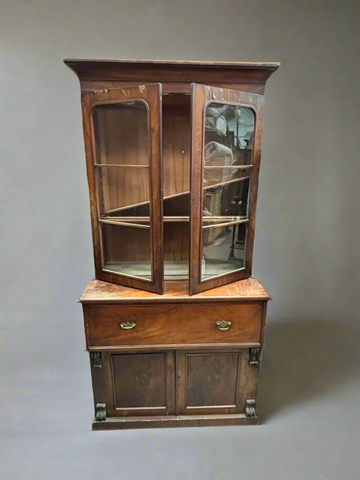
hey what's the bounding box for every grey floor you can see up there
[2,0,360,478]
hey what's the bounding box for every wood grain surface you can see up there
[85,302,263,347]
[79,277,271,304]
[64,59,280,92]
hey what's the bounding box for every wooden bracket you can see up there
[249,348,261,367]
[95,403,106,421]
[90,352,102,369]
[245,399,256,417]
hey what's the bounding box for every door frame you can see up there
[189,84,265,294]
[81,84,164,294]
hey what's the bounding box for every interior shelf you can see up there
[95,164,149,168]
[101,216,249,224]
[102,173,250,216]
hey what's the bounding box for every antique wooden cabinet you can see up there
[66,59,279,429]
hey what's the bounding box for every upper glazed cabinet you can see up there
[65,59,279,294]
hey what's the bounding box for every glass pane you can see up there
[205,104,255,166]
[104,204,150,226]
[102,223,152,280]
[106,203,149,218]
[99,168,149,215]
[201,223,247,281]
[93,102,149,165]
[203,177,249,226]
[204,165,251,189]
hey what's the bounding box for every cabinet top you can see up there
[64,58,280,87]
[79,278,272,305]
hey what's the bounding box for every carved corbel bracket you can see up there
[249,347,262,367]
[95,403,106,421]
[90,352,102,369]
[245,399,256,417]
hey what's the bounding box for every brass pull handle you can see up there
[216,320,232,331]
[120,322,136,330]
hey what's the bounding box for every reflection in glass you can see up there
[201,102,253,281]
[93,102,148,165]
[201,223,247,281]
[205,103,255,166]
[102,223,152,280]
[203,177,249,226]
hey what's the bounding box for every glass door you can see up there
[189,84,264,294]
[82,84,163,294]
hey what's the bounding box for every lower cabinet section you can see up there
[90,347,261,429]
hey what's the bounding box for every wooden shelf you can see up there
[101,216,249,226]
[204,164,253,169]
[99,218,150,229]
[202,218,249,229]
[103,172,250,215]
[203,175,250,191]
[104,190,190,215]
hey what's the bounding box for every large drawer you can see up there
[84,303,263,348]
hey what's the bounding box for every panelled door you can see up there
[92,351,176,417]
[81,84,164,294]
[91,349,257,417]
[176,349,258,415]
[190,84,265,294]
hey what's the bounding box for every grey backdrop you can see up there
[1,0,360,478]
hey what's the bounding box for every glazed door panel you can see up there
[190,84,264,294]
[176,349,258,415]
[81,84,164,294]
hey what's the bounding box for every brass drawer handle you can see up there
[120,322,136,330]
[216,320,232,331]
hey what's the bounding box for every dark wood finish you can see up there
[81,277,269,429]
[91,351,176,417]
[67,59,277,429]
[92,413,259,430]
[81,84,164,294]
[67,60,278,295]
[162,94,191,198]
[190,84,265,294]
[113,353,166,409]
[84,302,263,348]
[79,277,271,304]
[81,81,267,95]
[177,348,255,415]
[64,58,280,96]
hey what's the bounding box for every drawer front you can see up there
[85,303,263,347]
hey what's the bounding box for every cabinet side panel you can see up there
[237,348,259,413]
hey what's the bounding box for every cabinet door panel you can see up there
[190,84,264,294]
[113,353,166,409]
[91,351,176,417]
[186,353,238,407]
[177,349,258,415]
[81,84,163,294]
